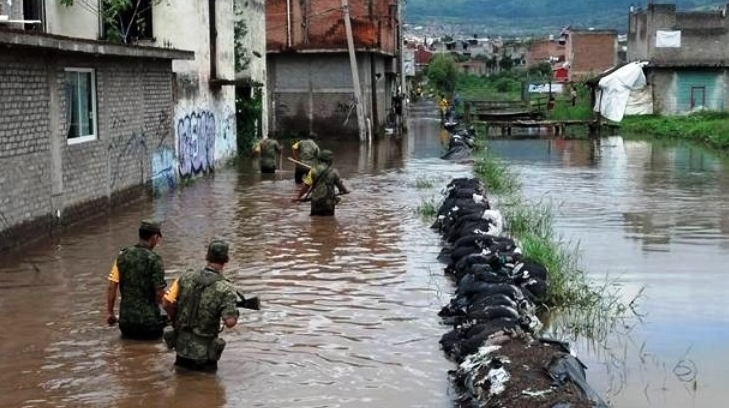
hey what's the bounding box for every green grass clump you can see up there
[621,112,729,150]
[415,196,439,218]
[473,155,641,339]
[472,152,519,195]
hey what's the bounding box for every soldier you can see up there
[106,220,167,340]
[291,135,320,184]
[162,240,239,372]
[292,149,350,216]
[253,136,282,173]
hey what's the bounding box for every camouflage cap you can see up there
[139,219,162,236]
[318,149,333,162]
[206,239,230,263]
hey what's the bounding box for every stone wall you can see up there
[0,50,175,252]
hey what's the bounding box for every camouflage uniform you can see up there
[306,150,349,216]
[256,138,282,173]
[171,241,239,372]
[293,138,320,184]
[116,242,166,339]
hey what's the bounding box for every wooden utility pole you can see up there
[341,0,367,142]
[397,0,407,130]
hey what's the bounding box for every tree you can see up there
[426,54,459,94]
[527,62,553,79]
[60,0,165,44]
[498,52,514,71]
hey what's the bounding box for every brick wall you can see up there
[0,50,175,252]
[568,31,617,80]
[526,40,565,68]
[266,0,397,54]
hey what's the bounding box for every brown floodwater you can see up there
[488,136,729,408]
[2,103,729,408]
[0,104,464,408]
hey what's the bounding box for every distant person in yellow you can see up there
[253,137,282,173]
[106,220,167,340]
[291,135,320,184]
[438,94,449,123]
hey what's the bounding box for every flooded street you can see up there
[2,103,729,408]
[0,104,464,408]
[489,137,729,408]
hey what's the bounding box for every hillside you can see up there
[403,0,724,35]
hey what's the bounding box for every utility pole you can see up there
[341,0,367,142]
[397,0,407,128]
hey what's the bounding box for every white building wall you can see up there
[154,0,237,178]
[44,0,101,39]
[234,0,268,138]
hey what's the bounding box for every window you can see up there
[65,68,97,144]
[23,0,45,31]
[103,0,154,42]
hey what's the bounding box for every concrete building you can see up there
[565,29,618,81]
[628,3,729,114]
[265,0,400,139]
[234,0,269,140]
[0,0,239,251]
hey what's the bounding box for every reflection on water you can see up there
[489,136,729,408]
[0,106,462,408]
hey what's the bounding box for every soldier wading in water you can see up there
[162,240,239,372]
[106,220,167,340]
[292,149,350,216]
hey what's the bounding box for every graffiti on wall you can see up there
[177,111,217,177]
[151,147,175,193]
[107,111,176,193]
[216,114,236,160]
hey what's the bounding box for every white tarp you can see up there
[656,30,681,48]
[593,61,650,122]
[624,85,654,115]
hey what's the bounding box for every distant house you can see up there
[526,38,565,69]
[458,60,488,76]
[415,45,434,72]
[565,29,618,81]
[628,3,729,114]
[266,0,400,139]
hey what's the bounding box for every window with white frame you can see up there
[65,68,97,144]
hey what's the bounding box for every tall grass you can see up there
[415,196,439,218]
[472,152,519,195]
[470,152,639,339]
[621,112,729,150]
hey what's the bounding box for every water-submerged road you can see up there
[0,104,462,408]
[2,103,728,408]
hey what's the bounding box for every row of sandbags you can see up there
[440,124,476,161]
[432,177,609,408]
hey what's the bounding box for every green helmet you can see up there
[206,239,230,263]
[139,219,162,236]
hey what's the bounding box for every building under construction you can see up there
[266,0,401,139]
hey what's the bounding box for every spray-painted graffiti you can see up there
[152,147,176,193]
[107,131,148,191]
[215,114,236,159]
[177,111,217,177]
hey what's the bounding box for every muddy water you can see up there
[3,106,726,408]
[488,137,729,408]
[0,105,467,408]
